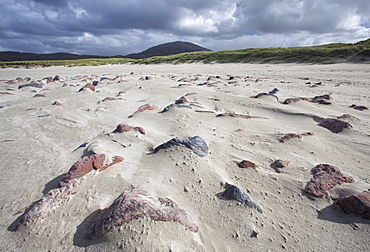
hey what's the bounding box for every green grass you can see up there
[1,39,369,68]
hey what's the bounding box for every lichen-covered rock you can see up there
[318,118,352,133]
[221,185,263,213]
[153,136,208,157]
[88,189,199,237]
[113,124,146,135]
[304,164,354,198]
[336,190,370,219]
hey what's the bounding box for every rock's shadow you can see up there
[73,209,108,247]
[318,203,370,225]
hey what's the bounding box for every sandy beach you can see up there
[0,63,369,251]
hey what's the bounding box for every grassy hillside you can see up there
[1,39,369,68]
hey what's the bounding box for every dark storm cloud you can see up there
[0,0,369,55]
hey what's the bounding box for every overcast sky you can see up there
[1,0,369,56]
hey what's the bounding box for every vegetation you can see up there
[1,39,369,68]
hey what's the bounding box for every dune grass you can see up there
[1,39,369,68]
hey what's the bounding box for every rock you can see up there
[160,104,193,113]
[78,83,95,92]
[154,136,209,157]
[304,164,354,198]
[282,97,309,104]
[18,83,43,89]
[59,154,124,186]
[43,77,53,83]
[216,112,268,119]
[318,118,352,133]
[337,114,360,122]
[221,185,263,213]
[279,132,314,142]
[128,104,158,118]
[309,94,332,104]
[0,92,14,95]
[101,97,124,102]
[336,190,370,219]
[113,124,146,135]
[52,101,62,106]
[92,80,99,86]
[53,75,61,81]
[175,96,188,104]
[88,189,199,237]
[238,160,258,169]
[273,159,290,168]
[15,154,123,229]
[33,94,46,98]
[349,104,368,111]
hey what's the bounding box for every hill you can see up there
[125,41,212,59]
[0,51,109,62]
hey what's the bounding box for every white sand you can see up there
[0,63,369,251]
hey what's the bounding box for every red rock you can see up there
[216,112,268,119]
[279,132,314,142]
[128,103,158,118]
[274,159,290,168]
[59,154,124,186]
[304,164,354,198]
[0,92,14,95]
[113,124,146,135]
[318,118,352,133]
[88,189,199,237]
[238,160,258,169]
[52,101,62,106]
[283,97,309,104]
[62,83,68,87]
[78,83,95,92]
[336,190,370,219]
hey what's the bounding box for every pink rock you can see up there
[113,124,146,135]
[88,189,199,237]
[175,96,188,104]
[336,190,370,219]
[101,97,124,102]
[304,164,354,198]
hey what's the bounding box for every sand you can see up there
[0,63,369,251]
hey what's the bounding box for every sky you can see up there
[0,0,369,56]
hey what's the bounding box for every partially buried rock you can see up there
[238,160,258,169]
[279,132,314,142]
[273,159,290,168]
[153,136,208,157]
[15,154,124,229]
[88,189,199,238]
[349,104,368,111]
[221,185,263,213]
[52,101,62,106]
[78,83,95,92]
[160,104,192,113]
[18,83,43,89]
[33,94,46,98]
[113,124,146,135]
[336,190,370,219]
[101,97,124,102]
[216,112,268,119]
[304,164,354,198]
[318,118,352,133]
[128,104,158,118]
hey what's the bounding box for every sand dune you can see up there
[1,63,369,251]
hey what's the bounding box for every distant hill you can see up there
[0,51,109,62]
[125,41,212,59]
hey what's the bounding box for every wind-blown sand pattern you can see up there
[1,63,369,251]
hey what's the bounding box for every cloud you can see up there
[0,0,369,55]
